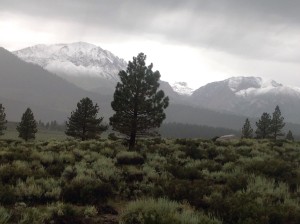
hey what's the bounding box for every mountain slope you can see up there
[13,42,186,101]
[13,42,127,93]
[2,48,300,136]
[0,47,112,122]
[191,76,300,123]
[0,47,242,129]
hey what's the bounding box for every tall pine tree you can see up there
[0,104,7,136]
[270,105,285,140]
[241,118,253,138]
[255,112,272,139]
[65,97,107,140]
[110,53,169,149]
[17,108,37,141]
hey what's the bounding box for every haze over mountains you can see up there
[1,42,300,136]
[191,77,300,124]
[14,42,127,95]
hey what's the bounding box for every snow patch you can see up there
[13,42,127,81]
[171,82,194,95]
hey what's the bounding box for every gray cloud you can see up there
[1,0,300,67]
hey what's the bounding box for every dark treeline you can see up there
[37,120,66,131]
[160,122,239,139]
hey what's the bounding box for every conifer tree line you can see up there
[16,108,37,141]
[0,104,7,136]
[0,53,296,144]
[0,53,169,148]
[241,105,293,140]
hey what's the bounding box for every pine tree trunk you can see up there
[129,129,136,150]
[82,123,86,141]
[129,98,138,150]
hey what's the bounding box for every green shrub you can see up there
[0,162,31,185]
[0,206,10,224]
[164,179,213,208]
[0,185,16,205]
[14,177,61,203]
[183,145,204,160]
[45,161,65,177]
[108,133,119,141]
[92,156,120,182]
[120,198,221,224]
[168,165,202,181]
[116,151,144,165]
[47,203,82,224]
[61,179,113,204]
[18,207,49,224]
[123,166,144,182]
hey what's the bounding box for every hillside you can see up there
[0,47,250,132]
[191,77,300,123]
[0,47,112,122]
[14,42,127,94]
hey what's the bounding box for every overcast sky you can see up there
[1,0,300,89]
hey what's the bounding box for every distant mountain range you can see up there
[0,42,299,136]
[0,46,244,132]
[0,47,113,122]
[191,76,300,123]
[14,42,127,95]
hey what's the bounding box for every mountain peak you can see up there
[13,42,127,82]
[226,76,282,92]
[171,81,194,95]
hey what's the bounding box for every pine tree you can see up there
[270,105,285,140]
[65,97,107,140]
[286,130,294,141]
[110,53,169,149]
[255,112,272,139]
[241,118,253,138]
[17,108,37,141]
[0,104,7,136]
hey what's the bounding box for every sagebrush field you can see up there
[0,138,299,224]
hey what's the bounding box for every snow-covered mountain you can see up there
[171,82,194,96]
[12,43,300,123]
[13,42,190,97]
[191,76,300,123]
[13,42,127,93]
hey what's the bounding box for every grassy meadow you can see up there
[0,137,299,223]
[2,122,67,141]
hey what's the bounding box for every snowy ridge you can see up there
[171,82,194,95]
[226,76,300,97]
[13,42,127,80]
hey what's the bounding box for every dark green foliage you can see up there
[110,53,169,149]
[241,118,253,138]
[0,104,7,136]
[165,179,213,208]
[65,97,107,141]
[45,161,66,177]
[16,108,37,141]
[160,122,239,139]
[116,151,144,165]
[108,132,118,140]
[0,184,16,205]
[61,180,112,204]
[0,138,300,223]
[270,105,285,140]
[255,112,271,139]
[120,198,220,224]
[168,165,202,181]
[286,130,294,141]
[50,204,84,224]
[0,164,31,185]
